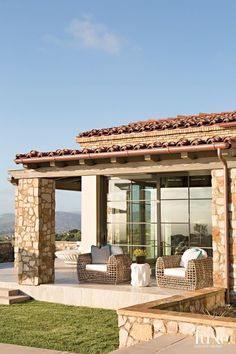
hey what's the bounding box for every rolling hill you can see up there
[0,212,81,234]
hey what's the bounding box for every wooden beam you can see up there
[79,159,95,166]
[110,157,126,164]
[230,148,236,157]
[50,161,71,167]
[180,152,196,160]
[23,163,39,169]
[144,154,160,162]
[8,177,18,186]
[55,181,81,191]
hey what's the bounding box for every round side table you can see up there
[131,263,151,287]
[55,250,81,265]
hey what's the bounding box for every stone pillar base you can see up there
[15,178,55,285]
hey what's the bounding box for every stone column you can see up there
[211,170,226,288]
[230,169,236,301]
[212,168,236,301]
[15,178,55,285]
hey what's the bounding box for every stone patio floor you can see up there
[0,259,185,310]
[110,334,236,353]
[1,334,235,354]
[0,343,74,354]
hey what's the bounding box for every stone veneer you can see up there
[117,289,236,348]
[15,178,55,285]
[77,125,236,149]
[230,169,236,301]
[212,168,236,301]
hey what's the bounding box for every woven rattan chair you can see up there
[156,255,213,290]
[77,253,132,284]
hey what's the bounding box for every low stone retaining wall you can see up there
[55,241,80,251]
[117,288,236,347]
[0,242,14,262]
[0,241,79,261]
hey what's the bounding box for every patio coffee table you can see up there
[131,263,151,287]
[55,249,81,265]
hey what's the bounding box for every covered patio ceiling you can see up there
[53,177,81,191]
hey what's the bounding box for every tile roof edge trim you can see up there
[15,142,230,165]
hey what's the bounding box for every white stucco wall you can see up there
[81,176,99,253]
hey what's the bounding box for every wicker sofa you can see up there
[77,253,132,284]
[156,255,213,290]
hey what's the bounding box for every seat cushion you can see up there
[110,245,123,256]
[180,248,207,268]
[91,245,111,264]
[86,264,108,272]
[164,267,186,277]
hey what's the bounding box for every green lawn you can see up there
[0,301,119,354]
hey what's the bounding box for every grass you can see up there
[0,301,119,354]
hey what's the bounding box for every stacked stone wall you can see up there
[77,125,236,149]
[230,169,236,301]
[15,178,55,285]
[212,168,236,301]
[118,312,236,347]
[212,170,226,288]
[118,290,228,348]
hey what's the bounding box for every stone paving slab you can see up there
[109,334,236,353]
[0,343,75,354]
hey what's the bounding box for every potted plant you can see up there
[133,248,147,264]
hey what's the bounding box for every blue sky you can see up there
[1,0,236,215]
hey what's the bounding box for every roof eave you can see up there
[15,142,231,166]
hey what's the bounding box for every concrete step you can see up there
[0,287,31,305]
[0,287,20,297]
[8,294,31,305]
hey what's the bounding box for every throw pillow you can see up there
[110,245,123,256]
[91,245,111,264]
[180,248,207,268]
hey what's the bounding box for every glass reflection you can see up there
[107,177,158,261]
[161,200,188,223]
[107,174,213,260]
[161,224,189,255]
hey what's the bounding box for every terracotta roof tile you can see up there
[77,111,236,138]
[15,136,233,162]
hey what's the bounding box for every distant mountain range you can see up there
[0,212,81,234]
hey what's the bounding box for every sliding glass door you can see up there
[106,173,212,262]
[160,175,212,256]
[107,177,158,260]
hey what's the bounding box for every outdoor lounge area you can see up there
[0,259,186,310]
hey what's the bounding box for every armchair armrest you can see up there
[186,257,213,286]
[107,254,132,270]
[186,257,213,273]
[107,254,132,283]
[77,253,92,268]
[156,255,182,277]
[156,255,181,269]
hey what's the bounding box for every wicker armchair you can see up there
[156,255,213,290]
[77,253,132,284]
